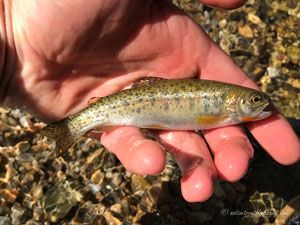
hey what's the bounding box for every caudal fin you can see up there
[41,120,81,155]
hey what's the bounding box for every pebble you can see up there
[272,196,300,225]
[0,189,18,203]
[0,217,11,225]
[16,141,31,152]
[131,175,150,192]
[287,45,300,63]
[19,115,33,128]
[109,174,122,188]
[25,220,43,225]
[238,24,254,38]
[41,181,87,222]
[146,181,170,206]
[10,205,29,225]
[267,66,281,78]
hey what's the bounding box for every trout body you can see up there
[41,78,271,154]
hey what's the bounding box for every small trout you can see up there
[41,78,271,154]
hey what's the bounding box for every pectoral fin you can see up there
[242,117,259,122]
[195,115,228,125]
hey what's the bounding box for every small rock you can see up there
[104,211,122,225]
[0,216,11,225]
[110,203,122,216]
[131,175,150,192]
[248,13,266,28]
[73,207,94,224]
[85,148,105,168]
[32,207,43,221]
[287,78,300,89]
[16,141,31,152]
[25,220,43,225]
[41,181,88,222]
[87,183,101,195]
[10,205,29,225]
[146,181,169,206]
[111,173,123,188]
[267,66,281,78]
[238,24,254,38]
[287,45,300,64]
[0,188,18,203]
[272,196,300,225]
[91,170,105,184]
[19,116,32,128]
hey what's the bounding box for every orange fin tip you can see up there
[88,97,101,105]
[242,117,258,122]
[195,115,228,125]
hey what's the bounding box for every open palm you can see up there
[3,0,299,202]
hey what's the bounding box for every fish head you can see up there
[237,90,272,121]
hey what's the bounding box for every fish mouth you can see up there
[257,102,272,119]
[257,110,272,119]
[243,102,272,122]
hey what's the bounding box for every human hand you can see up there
[1,0,299,202]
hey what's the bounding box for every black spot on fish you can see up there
[136,108,141,113]
[189,99,195,111]
[202,95,210,112]
[164,102,169,111]
[122,100,129,106]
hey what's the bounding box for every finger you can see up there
[153,130,217,202]
[101,127,166,175]
[199,43,300,165]
[203,125,253,182]
[247,112,300,165]
[197,0,247,10]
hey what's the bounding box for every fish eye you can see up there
[250,94,262,104]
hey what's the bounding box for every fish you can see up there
[41,77,272,155]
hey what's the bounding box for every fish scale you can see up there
[41,78,271,155]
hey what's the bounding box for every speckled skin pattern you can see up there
[41,78,271,154]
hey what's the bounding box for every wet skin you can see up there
[1,0,299,202]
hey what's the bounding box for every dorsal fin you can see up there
[132,77,166,88]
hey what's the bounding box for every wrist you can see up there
[0,1,16,104]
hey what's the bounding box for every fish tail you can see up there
[41,119,81,155]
